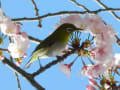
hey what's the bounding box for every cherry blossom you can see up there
[0,17,20,36]
[0,50,4,60]
[0,8,20,36]
[8,32,30,58]
[0,8,6,23]
[15,58,23,66]
[91,45,113,64]
[104,83,110,89]
[81,64,107,79]
[55,14,84,29]
[16,60,22,67]
[60,63,71,77]
[58,15,117,87]
[86,85,96,90]
[88,79,99,88]
[0,56,4,60]
[114,53,120,66]
[59,61,75,77]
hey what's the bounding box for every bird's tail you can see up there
[24,60,32,69]
[24,53,38,69]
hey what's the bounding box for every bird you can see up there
[24,23,82,68]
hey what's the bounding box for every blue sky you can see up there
[0,0,120,90]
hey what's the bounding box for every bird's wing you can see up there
[33,34,57,52]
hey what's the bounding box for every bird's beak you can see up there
[76,28,84,31]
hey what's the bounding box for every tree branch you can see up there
[94,0,120,21]
[115,35,120,46]
[12,8,120,22]
[69,0,89,11]
[32,48,78,77]
[30,0,42,27]
[14,72,21,90]
[29,35,42,44]
[10,56,21,90]
[1,58,45,90]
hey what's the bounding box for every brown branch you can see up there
[31,0,42,28]
[0,48,8,52]
[31,0,39,16]
[0,0,1,8]
[1,58,45,90]
[32,48,78,77]
[28,35,42,44]
[14,72,21,90]
[69,0,89,11]
[115,35,120,46]
[95,0,120,21]
[10,56,21,90]
[12,8,120,22]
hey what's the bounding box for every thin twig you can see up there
[14,72,21,90]
[10,56,21,90]
[12,8,120,22]
[69,0,89,11]
[31,0,42,27]
[29,35,42,44]
[94,0,120,21]
[0,0,1,8]
[31,0,39,16]
[115,35,120,46]
[0,48,8,52]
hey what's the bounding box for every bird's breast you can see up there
[47,42,67,57]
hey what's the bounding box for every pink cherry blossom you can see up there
[60,63,71,77]
[80,65,88,76]
[16,61,22,67]
[114,53,120,66]
[89,79,99,88]
[0,56,4,60]
[0,17,20,36]
[0,8,6,23]
[60,61,75,77]
[8,32,30,58]
[81,64,107,79]
[86,85,96,90]
[91,45,113,64]
[104,83,110,89]
[55,14,84,29]
[83,14,104,33]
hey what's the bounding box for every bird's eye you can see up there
[66,28,72,32]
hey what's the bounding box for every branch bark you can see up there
[32,48,78,77]
[95,0,120,21]
[12,8,120,22]
[31,0,42,27]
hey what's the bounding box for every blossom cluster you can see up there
[0,8,30,65]
[57,14,120,89]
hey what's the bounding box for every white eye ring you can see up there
[66,28,72,32]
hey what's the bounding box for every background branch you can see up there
[14,72,21,90]
[95,0,120,21]
[29,35,42,44]
[32,48,78,77]
[10,56,21,90]
[69,0,89,11]
[12,8,120,22]
[31,0,42,28]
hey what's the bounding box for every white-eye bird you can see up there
[24,23,82,68]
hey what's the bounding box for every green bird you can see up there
[24,23,82,68]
